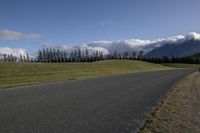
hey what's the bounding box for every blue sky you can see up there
[0,0,200,52]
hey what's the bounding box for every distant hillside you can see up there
[145,40,200,58]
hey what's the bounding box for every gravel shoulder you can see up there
[140,72,200,133]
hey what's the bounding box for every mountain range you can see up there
[145,39,200,58]
[41,32,200,58]
[0,32,200,58]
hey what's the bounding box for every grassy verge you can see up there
[0,60,172,89]
[140,72,200,133]
[162,63,200,68]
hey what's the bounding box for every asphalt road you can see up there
[0,69,194,133]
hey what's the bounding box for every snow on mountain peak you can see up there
[1,32,200,57]
[186,32,200,41]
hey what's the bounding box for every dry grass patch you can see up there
[140,72,200,133]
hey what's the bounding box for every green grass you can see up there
[162,63,200,68]
[0,60,172,89]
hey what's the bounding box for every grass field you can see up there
[162,63,200,68]
[0,60,172,88]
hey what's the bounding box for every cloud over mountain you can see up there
[41,43,110,55]
[0,29,44,40]
[42,32,200,55]
[1,32,200,59]
[145,32,200,58]
[0,47,27,57]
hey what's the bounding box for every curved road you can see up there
[0,69,194,133]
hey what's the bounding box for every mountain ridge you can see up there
[145,39,200,58]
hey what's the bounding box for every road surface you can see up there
[0,69,194,133]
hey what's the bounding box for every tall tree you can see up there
[52,49,56,62]
[113,51,117,59]
[26,53,29,62]
[37,49,42,62]
[131,51,136,59]
[78,49,82,61]
[74,50,78,61]
[95,50,99,60]
[64,51,67,62]
[3,54,7,61]
[19,54,23,62]
[99,51,103,60]
[70,51,74,62]
[85,49,89,61]
[42,49,46,62]
[23,55,26,62]
[138,50,144,60]
[123,51,129,59]
[56,49,61,62]
[49,48,53,62]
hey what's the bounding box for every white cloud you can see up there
[185,32,200,41]
[0,29,44,40]
[42,32,200,56]
[0,47,27,57]
[41,43,109,55]
[2,32,199,59]
[80,45,109,55]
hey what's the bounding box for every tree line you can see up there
[0,49,141,62]
[1,53,30,62]
[37,48,104,62]
[1,48,200,64]
[36,48,144,62]
[142,56,200,64]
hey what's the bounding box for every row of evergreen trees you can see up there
[2,54,18,62]
[1,53,30,62]
[143,56,200,64]
[1,48,199,64]
[36,48,143,62]
[0,49,142,62]
[37,49,104,62]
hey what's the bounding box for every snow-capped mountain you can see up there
[41,32,200,57]
[1,32,200,58]
[145,33,200,58]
